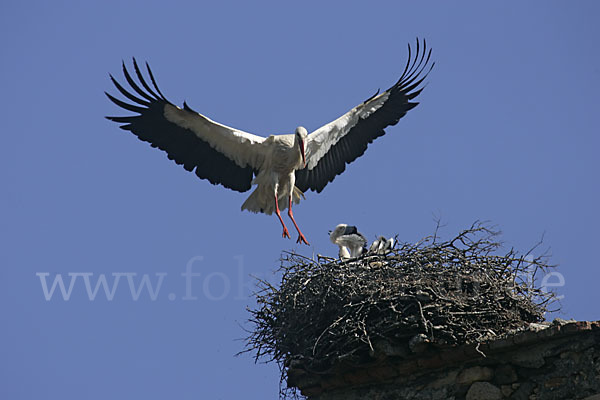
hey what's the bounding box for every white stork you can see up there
[369,236,395,255]
[329,224,367,259]
[105,39,434,245]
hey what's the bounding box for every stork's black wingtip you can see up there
[108,74,119,85]
[183,101,195,112]
[405,101,420,111]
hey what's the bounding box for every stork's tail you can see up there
[241,186,305,215]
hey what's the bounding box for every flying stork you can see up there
[105,39,434,245]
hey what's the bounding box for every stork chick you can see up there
[329,224,367,259]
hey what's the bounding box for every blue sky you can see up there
[1,1,599,399]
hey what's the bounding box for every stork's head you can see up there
[329,223,349,244]
[295,126,308,168]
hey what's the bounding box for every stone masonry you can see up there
[288,320,600,400]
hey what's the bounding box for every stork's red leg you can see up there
[288,196,309,245]
[274,194,291,239]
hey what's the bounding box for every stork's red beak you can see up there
[300,141,306,168]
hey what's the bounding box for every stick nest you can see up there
[243,222,557,378]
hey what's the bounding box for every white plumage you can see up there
[329,224,367,259]
[369,236,395,255]
[105,39,433,244]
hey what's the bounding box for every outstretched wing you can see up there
[295,38,434,193]
[105,59,267,193]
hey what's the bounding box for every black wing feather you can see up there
[295,38,434,193]
[109,75,151,107]
[106,59,255,193]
